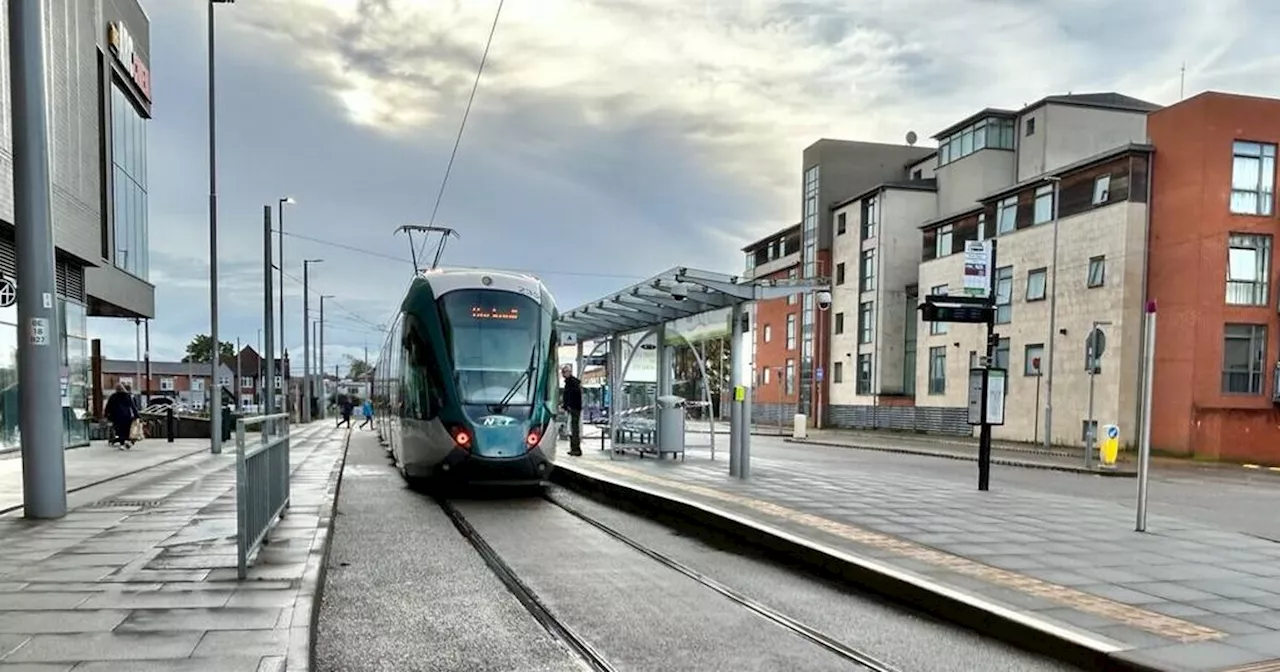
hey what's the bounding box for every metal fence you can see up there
[235,413,291,579]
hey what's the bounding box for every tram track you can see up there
[436,489,904,672]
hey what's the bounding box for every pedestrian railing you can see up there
[235,412,291,579]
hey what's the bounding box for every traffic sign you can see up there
[1106,425,1119,439]
[0,277,14,308]
[816,366,824,382]
[920,298,993,324]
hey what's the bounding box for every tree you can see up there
[346,356,373,379]
[183,334,235,363]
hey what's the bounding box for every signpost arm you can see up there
[977,238,999,491]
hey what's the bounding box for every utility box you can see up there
[656,395,686,457]
[793,413,807,439]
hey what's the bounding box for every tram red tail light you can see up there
[450,427,472,450]
[525,430,541,451]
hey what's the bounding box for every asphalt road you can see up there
[318,430,1078,671]
[741,435,1280,541]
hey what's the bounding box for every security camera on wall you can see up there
[815,291,832,310]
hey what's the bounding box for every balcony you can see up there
[744,251,801,281]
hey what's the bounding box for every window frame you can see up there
[929,284,949,335]
[1226,233,1271,306]
[1087,256,1106,288]
[858,301,874,344]
[860,249,876,292]
[1026,267,1048,302]
[1024,343,1045,376]
[1222,324,1267,395]
[856,354,872,395]
[927,346,946,395]
[994,266,1013,323]
[1230,140,1276,216]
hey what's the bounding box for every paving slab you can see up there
[554,441,1280,672]
[0,422,349,670]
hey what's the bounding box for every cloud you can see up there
[90,0,1280,368]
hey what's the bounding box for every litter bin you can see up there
[656,395,686,456]
[221,406,234,443]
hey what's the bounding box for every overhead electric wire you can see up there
[415,0,506,266]
[277,229,646,280]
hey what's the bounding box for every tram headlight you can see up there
[525,430,541,450]
[450,426,473,450]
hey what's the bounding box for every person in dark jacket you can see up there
[104,382,139,449]
[560,365,583,456]
[337,395,354,428]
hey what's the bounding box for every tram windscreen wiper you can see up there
[492,344,538,413]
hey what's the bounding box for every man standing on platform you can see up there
[560,365,582,456]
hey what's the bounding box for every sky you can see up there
[86,0,1280,372]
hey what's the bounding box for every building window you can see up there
[1093,175,1111,205]
[786,314,796,350]
[273,375,282,389]
[833,361,843,384]
[159,377,174,391]
[763,324,772,343]
[994,266,1013,323]
[784,358,795,396]
[240,394,253,410]
[858,302,874,344]
[1033,184,1054,224]
[1087,256,1106,288]
[834,312,844,335]
[191,378,204,392]
[763,368,770,385]
[937,117,1015,167]
[1025,118,1036,136]
[1231,141,1276,216]
[745,252,755,272]
[860,249,876,291]
[787,269,798,305]
[936,224,953,258]
[995,337,1010,370]
[218,375,231,386]
[1222,324,1266,394]
[1026,268,1047,301]
[111,81,150,281]
[1025,343,1045,376]
[241,376,253,388]
[856,355,872,394]
[912,169,922,180]
[929,284,949,335]
[996,196,1017,234]
[862,196,878,239]
[928,347,946,394]
[837,212,847,235]
[836,263,845,285]
[1226,233,1271,306]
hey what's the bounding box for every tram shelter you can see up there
[556,266,829,479]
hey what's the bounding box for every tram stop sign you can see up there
[1085,327,1107,372]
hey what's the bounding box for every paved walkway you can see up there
[678,420,1137,475]
[0,422,349,671]
[559,443,1280,672]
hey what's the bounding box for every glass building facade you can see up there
[111,80,149,281]
[0,296,89,452]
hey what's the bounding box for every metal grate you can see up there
[89,498,162,509]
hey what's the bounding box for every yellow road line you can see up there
[586,461,1224,644]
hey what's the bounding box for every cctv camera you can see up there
[669,282,690,301]
[816,290,832,311]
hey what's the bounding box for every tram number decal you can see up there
[479,415,517,427]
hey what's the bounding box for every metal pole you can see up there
[144,320,151,405]
[207,0,222,454]
[302,262,311,423]
[134,319,141,398]
[728,303,744,477]
[235,337,241,412]
[978,238,999,491]
[319,296,328,420]
[1136,301,1156,532]
[1043,177,1061,449]
[1086,364,1096,467]
[277,196,293,390]
[263,205,275,418]
[11,0,66,519]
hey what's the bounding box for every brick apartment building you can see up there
[1146,91,1280,463]
[742,224,801,424]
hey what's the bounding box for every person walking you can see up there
[358,397,374,429]
[105,382,139,449]
[560,365,582,456]
[337,394,354,428]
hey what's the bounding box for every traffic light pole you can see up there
[977,238,999,491]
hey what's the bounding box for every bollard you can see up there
[166,407,175,443]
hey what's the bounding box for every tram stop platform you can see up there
[553,438,1280,672]
[0,422,348,671]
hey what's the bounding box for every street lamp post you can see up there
[277,196,294,390]
[208,0,235,454]
[1042,175,1062,450]
[11,0,66,518]
[320,295,333,420]
[301,259,323,423]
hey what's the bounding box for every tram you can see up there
[372,268,562,487]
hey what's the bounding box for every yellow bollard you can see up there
[1100,424,1119,468]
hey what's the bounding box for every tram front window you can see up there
[439,290,542,411]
